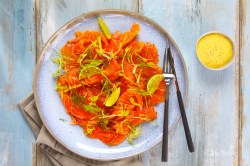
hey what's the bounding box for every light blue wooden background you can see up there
[0,0,249,165]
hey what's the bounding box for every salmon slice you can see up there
[140,43,159,64]
[58,91,94,119]
[57,68,81,88]
[103,59,121,82]
[88,126,129,146]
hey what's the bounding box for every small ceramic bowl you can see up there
[196,31,235,70]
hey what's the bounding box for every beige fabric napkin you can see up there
[18,93,142,166]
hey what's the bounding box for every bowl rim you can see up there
[195,31,235,71]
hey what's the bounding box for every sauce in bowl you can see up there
[196,32,234,70]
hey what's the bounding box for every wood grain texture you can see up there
[241,0,250,165]
[0,0,36,165]
[1,0,247,165]
[140,0,239,165]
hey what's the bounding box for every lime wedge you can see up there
[104,87,120,107]
[147,74,163,95]
[98,17,111,39]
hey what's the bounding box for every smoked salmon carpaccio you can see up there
[53,22,166,146]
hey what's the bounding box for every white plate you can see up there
[34,9,188,160]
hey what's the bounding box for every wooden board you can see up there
[1,0,249,165]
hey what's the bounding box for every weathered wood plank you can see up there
[0,0,244,165]
[35,0,138,165]
[140,0,239,165]
[241,0,250,165]
[0,0,36,165]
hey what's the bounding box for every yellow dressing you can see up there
[196,33,233,68]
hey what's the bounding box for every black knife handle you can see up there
[177,90,194,152]
[161,95,169,162]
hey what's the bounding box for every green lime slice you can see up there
[104,87,120,107]
[98,17,111,39]
[147,74,163,95]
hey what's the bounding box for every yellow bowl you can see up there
[196,31,235,70]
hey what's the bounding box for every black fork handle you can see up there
[161,86,169,162]
[177,90,194,152]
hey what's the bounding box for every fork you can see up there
[161,47,174,162]
[168,47,195,153]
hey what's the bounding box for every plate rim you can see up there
[33,9,189,161]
